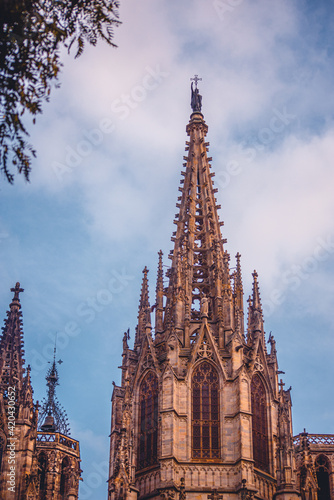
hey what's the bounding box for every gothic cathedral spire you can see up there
[0,283,27,398]
[108,81,301,500]
[0,283,38,498]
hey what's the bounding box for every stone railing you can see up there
[37,431,79,452]
[293,433,334,446]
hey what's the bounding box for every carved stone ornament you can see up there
[160,488,176,500]
[197,336,213,359]
[142,350,155,370]
[254,355,264,372]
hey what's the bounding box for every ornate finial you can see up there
[135,265,151,347]
[279,379,285,393]
[140,267,150,310]
[235,253,243,289]
[251,270,261,311]
[38,341,70,435]
[10,282,24,307]
[191,74,202,88]
[190,75,202,112]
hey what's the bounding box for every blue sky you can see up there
[1,1,334,498]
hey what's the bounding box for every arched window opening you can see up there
[315,455,331,500]
[138,372,158,470]
[251,373,269,473]
[60,457,70,499]
[38,453,47,500]
[192,361,220,459]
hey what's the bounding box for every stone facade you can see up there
[108,86,334,500]
[294,432,334,499]
[0,283,81,500]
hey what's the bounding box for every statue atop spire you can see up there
[190,74,202,112]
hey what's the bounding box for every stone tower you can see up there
[0,283,81,500]
[108,82,302,500]
[0,283,38,498]
[35,345,81,500]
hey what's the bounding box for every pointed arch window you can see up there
[192,361,220,459]
[138,371,158,470]
[60,457,70,499]
[315,454,331,500]
[38,453,47,500]
[251,373,269,472]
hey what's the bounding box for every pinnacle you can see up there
[135,266,152,349]
[247,271,264,338]
[139,266,150,311]
[38,350,70,435]
[0,283,26,394]
[155,251,164,336]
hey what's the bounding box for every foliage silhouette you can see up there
[0,0,120,183]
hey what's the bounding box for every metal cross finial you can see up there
[190,74,202,89]
[47,334,63,366]
[279,379,285,392]
[11,282,24,301]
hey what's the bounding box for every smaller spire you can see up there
[140,267,150,312]
[233,253,244,338]
[135,267,151,349]
[248,271,264,336]
[0,283,26,396]
[252,271,261,310]
[155,251,164,336]
[38,340,70,435]
[234,253,243,291]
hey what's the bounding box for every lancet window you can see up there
[38,453,47,500]
[138,371,158,470]
[60,456,70,499]
[251,373,269,472]
[192,361,220,459]
[315,454,331,500]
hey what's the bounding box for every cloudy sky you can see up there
[1,1,334,498]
